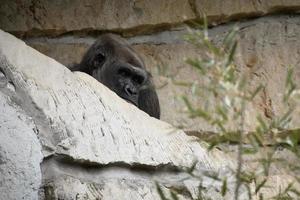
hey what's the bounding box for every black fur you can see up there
[71,34,160,119]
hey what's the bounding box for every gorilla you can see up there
[71,34,160,119]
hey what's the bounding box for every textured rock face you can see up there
[0,0,195,37]
[0,30,241,199]
[1,0,300,37]
[0,90,43,200]
[195,0,300,22]
[1,1,300,199]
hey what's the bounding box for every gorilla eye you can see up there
[132,75,144,85]
[93,53,105,68]
[118,68,131,77]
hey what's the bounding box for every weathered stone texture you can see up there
[234,15,300,130]
[1,0,300,37]
[0,30,242,199]
[196,0,300,22]
[0,89,43,200]
[1,0,300,198]
[0,0,195,37]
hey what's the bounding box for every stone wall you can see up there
[1,1,300,199]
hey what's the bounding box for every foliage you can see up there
[156,17,300,199]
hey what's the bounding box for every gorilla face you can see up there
[94,52,148,106]
[71,34,160,119]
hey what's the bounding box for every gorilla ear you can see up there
[70,52,106,74]
[92,52,106,69]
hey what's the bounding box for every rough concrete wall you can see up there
[1,1,300,199]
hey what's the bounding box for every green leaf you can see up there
[213,120,227,133]
[203,171,221,181]
[170,191,179,200]
[256,115,268,133]
[278,108,293,129]
[240,171,255,183]
[182,96,194,113]
[243,147,258,154]
[238,74,247,90]
[284,66,297,102]
[208,141,218,151]
[193,108,212,120]
[285,131,300,149]
[260,152,275,176]
[221,178,227,196]
[223,26,239,50]
[224,65,236,82]
[255,178,267,194]
[250,131,264,147]
[173,80,193,87]
[216,105,228,121]
[225,41,238,67]
[249,84,264,100]
[185,58,206,75]
[203,38,220,55]
[285,66,295,88]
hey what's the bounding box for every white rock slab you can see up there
[0,29,232,169]
[0,91,43,200]
[0,29,244,199]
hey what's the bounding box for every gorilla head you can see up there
[71,34,160,119]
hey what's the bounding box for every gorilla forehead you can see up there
[94,34,145,69]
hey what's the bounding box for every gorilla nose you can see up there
[124,85,137,96]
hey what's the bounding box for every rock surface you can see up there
[1,0,300,37]
[0,30,241,199]
[195,0,300,23]
[1,1,300,199]
[0,0,195,37]
[0,79,43,200]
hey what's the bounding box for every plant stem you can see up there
[234,100,246,200]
